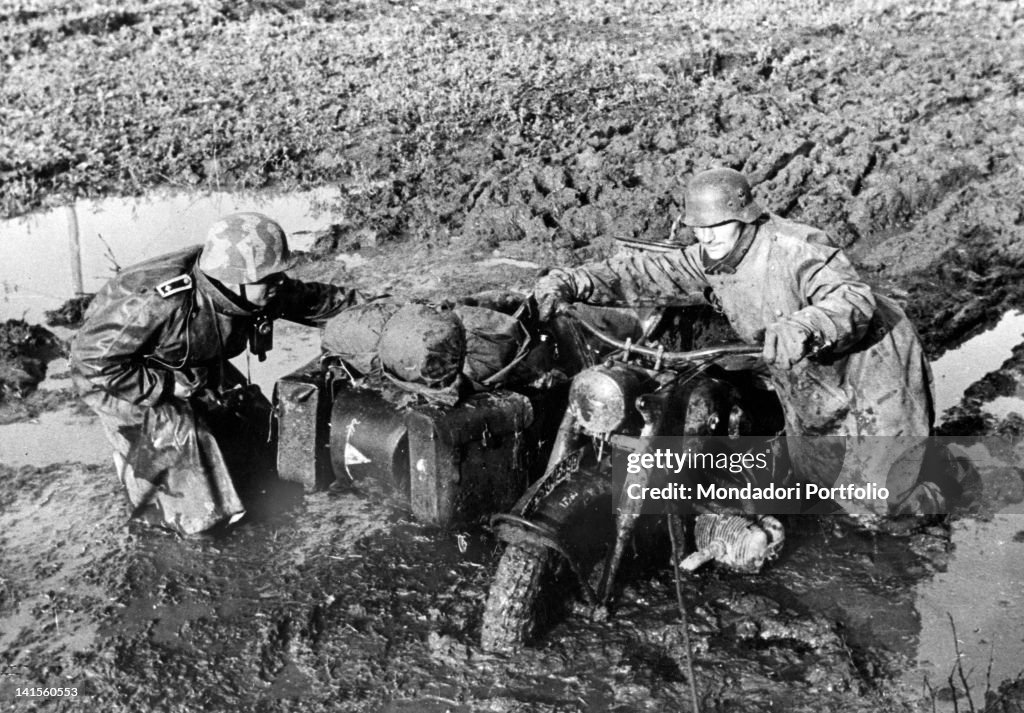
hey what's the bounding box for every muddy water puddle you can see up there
[0,407,108,466]
[761,514,1024,711]
[874,305,1024,706]
[2,434,1022,711]
[932,309,1024,418]
[0,321,319,468]
[900,514,1024,710]
[0,187,344,323]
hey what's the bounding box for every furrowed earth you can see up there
[2,1,1024,711]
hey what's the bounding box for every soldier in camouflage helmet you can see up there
[71,212,362,535]
[533,167,961,516]
[199,212,298,285]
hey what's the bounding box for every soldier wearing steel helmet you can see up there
[533,167,961,515]
[71,212,361,535]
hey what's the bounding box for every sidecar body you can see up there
[274,356,557,527]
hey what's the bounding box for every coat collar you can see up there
[193,265,257,318]
[701,216,767,274]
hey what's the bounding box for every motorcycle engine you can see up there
[568,365,646,435]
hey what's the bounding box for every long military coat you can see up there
[71,246,355,533]
[537,214,936,502]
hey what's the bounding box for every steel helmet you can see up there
[681,168,763,227]
[198,212,298,283]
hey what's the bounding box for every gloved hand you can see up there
[532,276,573,322]
[533,292,565,322]
[762,319,814,369]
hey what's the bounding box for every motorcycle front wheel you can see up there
[481,466,614,653]
[480,542,552,652]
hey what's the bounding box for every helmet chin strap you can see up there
[230,282,263,311]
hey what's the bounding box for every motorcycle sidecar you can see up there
[273,357,553,528]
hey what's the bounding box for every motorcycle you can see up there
[480,306,789,652]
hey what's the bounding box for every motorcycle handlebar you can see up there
[562,305,762,366]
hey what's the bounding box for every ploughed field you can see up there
[2,1,1024,711]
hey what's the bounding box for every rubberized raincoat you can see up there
[537,214,937,508]
[71,246,357,534]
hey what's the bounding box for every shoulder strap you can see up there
[155,274,193,298]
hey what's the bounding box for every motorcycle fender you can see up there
[493,468,613,565]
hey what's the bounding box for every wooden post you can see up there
[66,204,83,295]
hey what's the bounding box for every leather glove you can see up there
[532,276,573,322]
[762,319,814,369]
[533,292,565,322]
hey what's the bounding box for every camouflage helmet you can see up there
[682,168,764,227]
[198,212,298,283]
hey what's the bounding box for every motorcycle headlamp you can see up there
[568,366,643,435]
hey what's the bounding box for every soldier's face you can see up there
[234,273,284,308]
[694,221,743,260]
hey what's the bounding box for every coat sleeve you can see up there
[535,250,709,307]
[273,278,366,325]
[70,290,176,407]
[785,243,876,354]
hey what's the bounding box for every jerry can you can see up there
[404,391,534,527]
[273,357,334,491]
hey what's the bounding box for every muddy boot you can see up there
[892,480,946,515]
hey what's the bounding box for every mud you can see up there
[0,320,65,406]
[4,253,1024,712]
[0,450,956,712]
[4,0,1024,711]
[42,297,92,330]
[3,2,1023,294]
